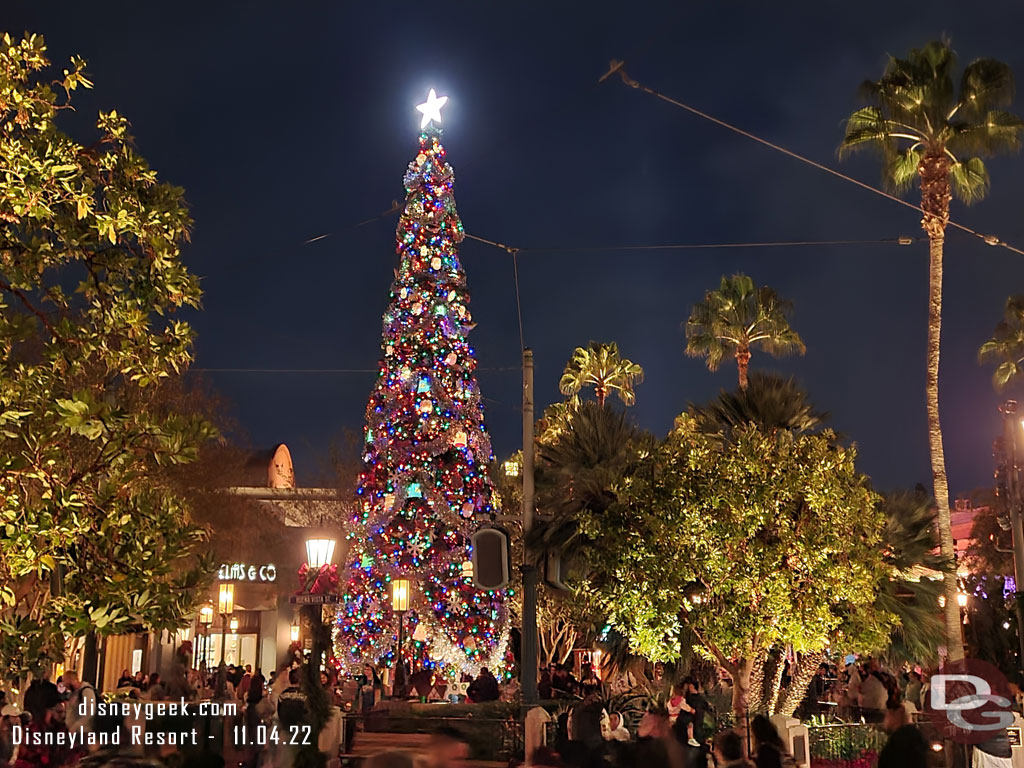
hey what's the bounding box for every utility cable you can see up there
[602,62,1024,257]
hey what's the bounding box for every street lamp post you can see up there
[304,532,337,684]
[216,583,234,697]
[391,579,411,696]
[999,401,1024,670]
[199,604,213,670]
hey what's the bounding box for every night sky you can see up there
[9,2,1024,494]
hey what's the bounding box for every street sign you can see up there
[289,594,340,605]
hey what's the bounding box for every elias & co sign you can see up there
[217,563,277,583]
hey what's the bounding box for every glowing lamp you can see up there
[392,579,411,613]
[938,595,946,608]
[290,623,300,643]
[503,458,521,478]
[229,617,239,633]
[956,591,968,608]
[199,604,214,627]
[305,534,337,569]
[218,583,234,615]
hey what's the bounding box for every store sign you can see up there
[218,563,277,583]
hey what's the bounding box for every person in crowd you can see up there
[538,667,553,700]
[419,726,470,768]
[551,664,577,698]
[602,711,630,742]
[116,669,133,689]
[751,715,791,768]
[277,668,308,727]
[1,702,22,766]
[858,666,888,722]
[14,680,77,768]
[62,671,95,740]
[714,729,754,768]
[578,662,599,694]
[904,670,923,711]
[132,671,145,689]
[666,682,687,724]
[145,672,166,701]
[467,667,499,703]
[237,664,252,701]
[633,709,685,768]
[877,702,927,768]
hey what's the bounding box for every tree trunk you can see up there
[731,656,754,724]
[777,651,822,717]
[747,646,772,715]
[595,386,607,407]
[919,151,964,663]
[736,346,751,390]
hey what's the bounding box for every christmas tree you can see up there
[336,91,509,679]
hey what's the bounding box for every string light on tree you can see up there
[336,89,510,679]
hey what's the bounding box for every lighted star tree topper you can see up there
[336,89,510,679]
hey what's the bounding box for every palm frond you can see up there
[884,147,923,194]
[959,58,1015,117]
[948,156,990,204]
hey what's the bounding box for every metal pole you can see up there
[521,348,539,709]
[1001,401,1024,670]
[216,614,227,698]
[396,611,406,696]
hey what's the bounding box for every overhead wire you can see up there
[601,62,1024,257]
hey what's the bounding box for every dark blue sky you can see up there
[10,1,1024,494]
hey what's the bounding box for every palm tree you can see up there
[979,295,1024,390]
[690,372,827,437]
[558,342,643,408]
[532,401,651,564]
[684,274,805,390]
[840,40,1024,662]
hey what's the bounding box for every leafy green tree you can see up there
[684,274,805,390]
[0,34,212,684]
[979,296,1024,391]
[582,415,890,721]
[558,342,643,407]
[840,40,1024,662]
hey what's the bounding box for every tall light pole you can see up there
[216,583,234,697]
[304,531,337,684]
[999,400,1024,670]
[521,348,539,709]
[199,604,213,670]
[391,579,411,696]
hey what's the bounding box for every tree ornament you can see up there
[460,501,474,518]
[431,257,442,270]
[445,352,457,366]
[420,399,433,414]
[453,430,468,449]
[412,302,423,315]
[407,483,423,499]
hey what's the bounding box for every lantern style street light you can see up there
[198,604,213,669]
[215,583,234,698]
[290,622,300,643]
[304,530,337,684]
[305,536,336,570]
[392,579,411,693]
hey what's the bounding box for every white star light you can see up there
[416,88,448,129]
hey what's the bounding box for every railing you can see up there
[806,722,887,768]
